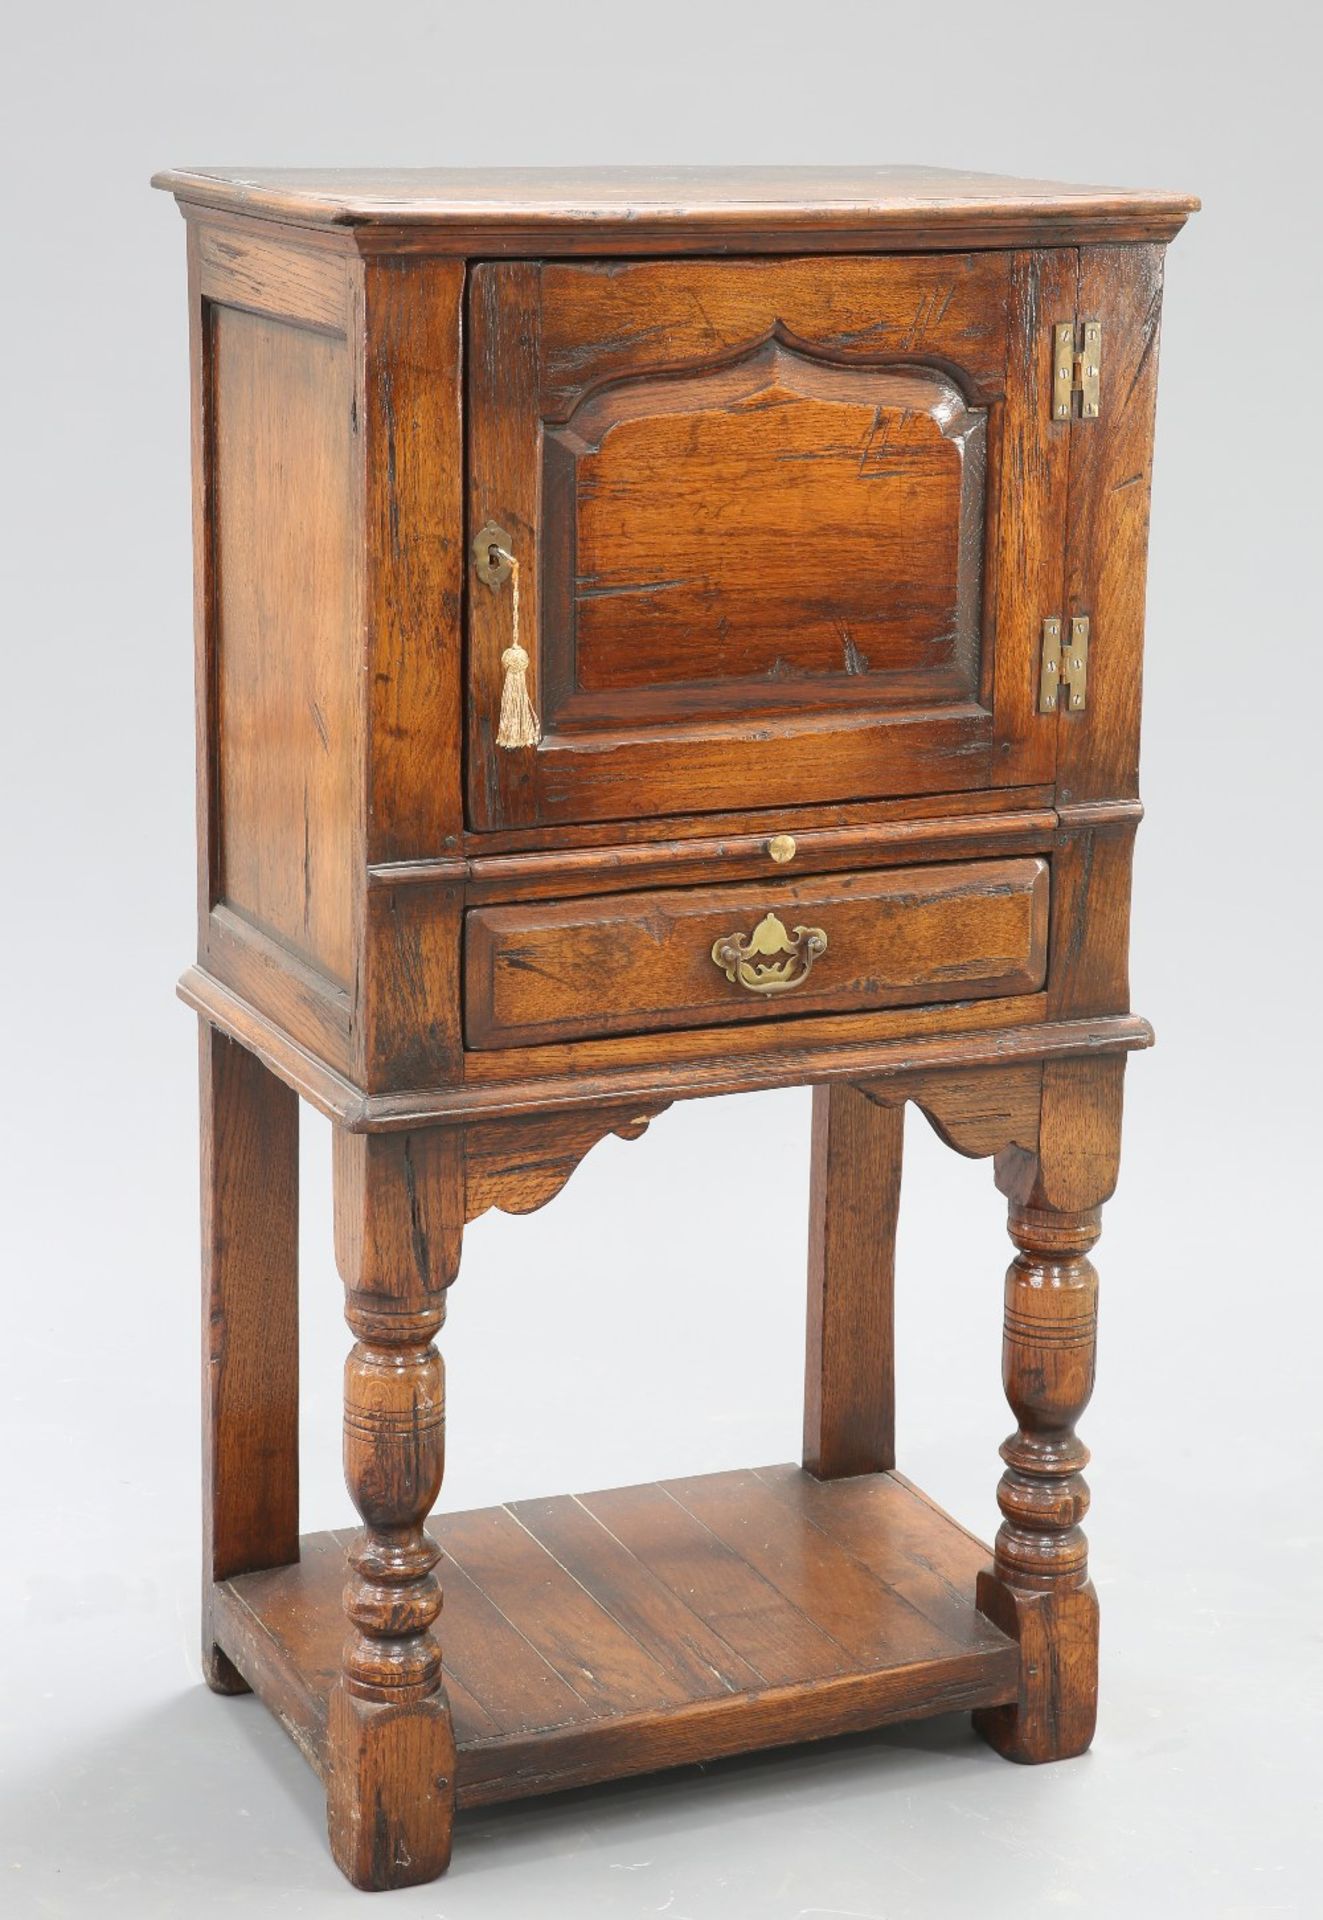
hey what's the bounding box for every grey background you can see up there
[2,3,1319,1915]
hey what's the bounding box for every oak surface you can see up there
[213,1467,1018,1807]
[212,306,357,983]
[466,253,1070,830]
[163,161,1192,1891]
[464,858,1050,1048]
[803,1086,902,1478]
[199,1026,299,1693]
[153,164,1197,251]
[974,1056,1124,1762]
[328,1125,463,1887]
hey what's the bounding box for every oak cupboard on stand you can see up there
[153,165,1197,1890]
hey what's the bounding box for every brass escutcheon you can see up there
[711,911,828,996]
[472,520,513,589]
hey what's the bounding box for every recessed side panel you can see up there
[212,306,357,986]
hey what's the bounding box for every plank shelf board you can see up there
[212,1464,1018,1809]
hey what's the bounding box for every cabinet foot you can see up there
[972,1573,1099,1762]
[327,1684,457,1890]
[201,1639,250,1697]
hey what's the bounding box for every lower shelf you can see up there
[213,1464,1018,1809]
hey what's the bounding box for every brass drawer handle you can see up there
[711,911,828,996]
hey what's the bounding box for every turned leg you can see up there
[803,1084,902,1478]
[199,1023,299,1693]
[975,1057,1123,1763]
[327,1125,463,1891]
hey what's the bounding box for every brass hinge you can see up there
[1039,616,1090,712]
[1052,320,1102,421]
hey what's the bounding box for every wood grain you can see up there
[974,1056,1126,1765]
[165,165,1194,1887]
[467,260,542,833]
[463,1103,668,1222]
[464,859,1050,1049]
[211,305,357,984]
[803,1086,901,1478]
[327,1126,464,1888]
[1060,246,1166,806]
[758,1466,992,1643]
[536,254,1012,412]
[1045,247,1168,1021]
[357,254,466,864]
[988,249,1075,789]
[199,1024,299,1693]
[179,960,1149,1129]
[454,781,1058,861]
[506,1492,765,1696]
[195,222,350,331]
[466,253,1068,830]
[547,350,983,711]
[441,1503,698,1716]
[662,1469,954,1668]
[455,807,1059,902]
[155,164,1198,251]
[576,1480,850,1686]
[202,903,353,1076]
[454,998,1059,1100]
[359,879,463,1093]
[213,1467,1018,1809]
[861,1062,1043,1162]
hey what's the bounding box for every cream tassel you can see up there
[494,550,540,749]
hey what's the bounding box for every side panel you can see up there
[211,304,358,984]
[187,222,467,1089]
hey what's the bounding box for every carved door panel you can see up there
[467,254,1074,832]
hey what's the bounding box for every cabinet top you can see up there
[152,164,1198,251]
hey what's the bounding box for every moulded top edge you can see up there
[150,163,1200,242]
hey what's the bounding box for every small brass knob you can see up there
[767,834,796,865]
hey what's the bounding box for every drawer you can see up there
[464,858,1049,1050]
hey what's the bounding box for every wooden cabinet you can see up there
[156,164,1196,1890]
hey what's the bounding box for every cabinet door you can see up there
[467,254,1072,832]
